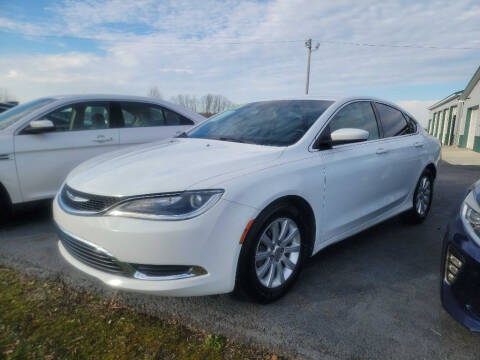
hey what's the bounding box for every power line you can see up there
[320,40,480,51]
[3,30,480,50]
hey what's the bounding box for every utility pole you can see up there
[305,39,320,95]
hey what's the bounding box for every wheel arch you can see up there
[425,163,437,180]
[0,181,12,213]
[253,195,316,257]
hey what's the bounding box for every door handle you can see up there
[414,142,424,148]
[376,148,388,154]
[93,136,113,143]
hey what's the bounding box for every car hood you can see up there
[66,138,284,196]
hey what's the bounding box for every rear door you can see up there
[14,101,120,202]
[372,102,423,206]
[113,101,195,148]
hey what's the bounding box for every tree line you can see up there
[149,86,234,117]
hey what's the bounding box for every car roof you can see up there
[43,94,205,122]
[246,95,396,104]
[49,94,172,102]
[246,95,415,119]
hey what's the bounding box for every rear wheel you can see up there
[236,202,308,303]
[402,169,433,224]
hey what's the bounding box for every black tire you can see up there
[401,169,434,224]
[0,198,11,226]
[235,201,308,303]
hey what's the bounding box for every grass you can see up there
[0,268,279,360]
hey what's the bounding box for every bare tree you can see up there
[170,94,199,112]
[172,93,234,116]
[148,86,163,99]
[200,94,215,115]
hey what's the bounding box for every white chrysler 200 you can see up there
[54,97,441,302]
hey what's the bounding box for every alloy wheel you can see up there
[254,217,301,288]
[415,176,431,216]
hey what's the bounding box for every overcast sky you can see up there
[1,0,480,126]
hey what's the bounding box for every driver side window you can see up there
[42,102,111,132]
[329,102,379,140]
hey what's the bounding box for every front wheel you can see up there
[235,202,307,303]
[0,193,11,226]
[402,169,434,224]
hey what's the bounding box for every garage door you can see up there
[467,108,479,150]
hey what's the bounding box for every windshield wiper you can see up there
[176,132,189,138]
[213,136,254,144]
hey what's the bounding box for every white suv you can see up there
[0,94,203,218]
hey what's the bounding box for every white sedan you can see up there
[54,97,441,302]
[0,95,204,218]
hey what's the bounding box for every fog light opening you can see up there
[445,248,464,285]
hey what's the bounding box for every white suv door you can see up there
[113,101,195,147]
[14,102,120,202]
[319,101,390,241]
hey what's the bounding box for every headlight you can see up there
[461,190,480,246]
[106,190,224,220]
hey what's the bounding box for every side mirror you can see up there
[23,120,55,134]
[330,128,369,146]
[314,127,369,149]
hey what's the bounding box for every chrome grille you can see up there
[58,228,127,275]
[60,185,120,213]
[56,226,208,280]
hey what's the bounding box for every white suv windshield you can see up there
[187,100,333,146]
[0,98,55,130]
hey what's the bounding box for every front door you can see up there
[320,101,389,241]
[14,101,120,202]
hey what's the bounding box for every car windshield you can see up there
[0,98,55,130]
[186,100,334,146]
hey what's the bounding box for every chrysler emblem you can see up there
[66,190,89,203]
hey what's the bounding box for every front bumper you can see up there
[441,212,480,331]
[54,195,257,296]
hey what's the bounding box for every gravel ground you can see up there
[1,161,480,359]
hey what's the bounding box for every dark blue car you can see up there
[442,181,480,331]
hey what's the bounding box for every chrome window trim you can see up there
[14,98,199,136]
[15,100,117,135]
[309,99,419,152]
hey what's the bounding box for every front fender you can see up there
[0,134,21,204]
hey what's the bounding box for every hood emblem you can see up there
[66,190,89,203]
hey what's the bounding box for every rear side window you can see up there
[328,101,379,140]
[403,114,417,134]
[375,103,408,137]
[164,108,194,126]
[118,102,194,127]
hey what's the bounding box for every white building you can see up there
[428,66,480,152]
